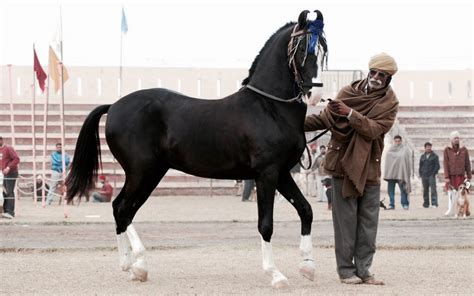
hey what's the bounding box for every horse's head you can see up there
[288,10,328,99]
[242,10,328,103]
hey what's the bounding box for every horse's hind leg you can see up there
[255,168,289,288]
[113,166,168,281]
[276,171,315,281]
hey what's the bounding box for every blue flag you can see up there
[121,7,128,34]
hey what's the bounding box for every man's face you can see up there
[368,69,389,90]
[452,136,460,146]
[425,145,432,153]
[394,138,402,146]
[56,144,62,153]
[320,147,326,155]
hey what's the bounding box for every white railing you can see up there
[1,66,472,106]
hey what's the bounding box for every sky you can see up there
[0,0,472,71]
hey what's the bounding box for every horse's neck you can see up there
[251,39,296,99]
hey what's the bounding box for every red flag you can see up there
[33,49,47,93]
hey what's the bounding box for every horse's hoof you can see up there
[120,261,132,272]
[272,277,290,289]
[119,257,134,272]
[299,264,315,281]
[129,259,148,282]
[130,266,148,282]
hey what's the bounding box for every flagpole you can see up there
[7,64,15,147]
[41,59,50,208]
[32,44,38,205]
[115,6,127,191]
[58,6,68,217]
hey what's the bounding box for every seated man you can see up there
[91,175,114,203]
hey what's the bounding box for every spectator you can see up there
[32,174,49,202]
[46,143,70,205]
[384,135,412,210]
[443,131,471,216]
[321,177,332,210]
[91,175,114,202]
[419,142,440,208]
[314,145,329,202]
[304,52,399,285]
[241,179,255,202]
[0,136,20,219]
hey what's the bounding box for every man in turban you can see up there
[443,131,471,216]
[304,53,399,285]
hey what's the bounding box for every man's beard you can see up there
[368,78,384,90]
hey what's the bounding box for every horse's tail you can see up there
[66,104,111,202]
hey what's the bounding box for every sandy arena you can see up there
[1,194,473,295]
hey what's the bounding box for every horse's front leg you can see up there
[256,169,289,289]
[276,171,315,281]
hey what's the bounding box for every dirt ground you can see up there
[1,194,473,295]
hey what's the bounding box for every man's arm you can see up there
[418,156,423,177]
[4,146,20,174]
[465,149,472,180]
[304,114,328,132]
[443,148,450,183]
[347,109,397,140]
[434,154,440,175]
[327,99,397,140]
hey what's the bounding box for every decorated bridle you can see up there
[246,10,327,103]
[287,14,327,91]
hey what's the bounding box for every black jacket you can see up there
[419,152,440,178]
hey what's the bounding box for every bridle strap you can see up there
[245,84,302,103]
[301,82,323,88]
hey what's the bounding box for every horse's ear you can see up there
[314,10,324,21]
[297,10,310,29]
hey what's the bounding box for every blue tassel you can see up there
[307,19,324,54]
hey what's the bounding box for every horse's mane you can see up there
[241,22,295,86]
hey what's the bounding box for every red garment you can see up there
[0,145,20,172]
[447,175,466,190]
[101,183,114,202]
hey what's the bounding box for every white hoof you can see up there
[130,267,148,282]
[119,255,134,272]
[129,260,148,282]
[120,260,132,272]
[272,277,290,289]
[299,261,315,281]
[272,274,290,289]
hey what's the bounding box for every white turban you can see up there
[368,53,398,76]
[450,131,460,140]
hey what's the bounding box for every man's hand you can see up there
[445,178,450,190]
[2,167,10,175]
[328,99,351,116]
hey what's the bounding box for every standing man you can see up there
[241,179,255,202]
[419,142,440,208]
[443,131,471,216]
[305,53,399,285]
[0,136,20,219]
[46,142,70,205]
[383,135,412,210]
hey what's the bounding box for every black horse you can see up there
[66,10,327,288]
